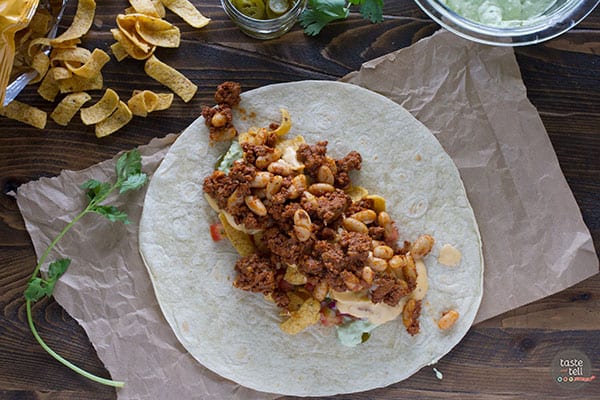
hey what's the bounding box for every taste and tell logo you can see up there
[551,349,596,390]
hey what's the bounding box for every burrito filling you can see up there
[202,83,439,345]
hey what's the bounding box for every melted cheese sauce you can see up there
[438,244,462,267]
[331,259,428,325]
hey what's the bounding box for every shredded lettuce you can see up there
[216,141,243,174]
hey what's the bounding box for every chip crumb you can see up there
[433,367,443,380]
[415,153,422,161]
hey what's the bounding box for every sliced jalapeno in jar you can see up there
[232,0,267,19]
[266,0,291,18]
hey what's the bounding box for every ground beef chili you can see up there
[201,82,242,142]
[202,85,433,336]
[214,81,241,106]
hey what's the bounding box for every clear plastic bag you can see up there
[1,0,68,106]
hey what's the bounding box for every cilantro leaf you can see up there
[300,0,349,36]
[25,259,71,302]
[81,179,112,203]
[358,0,384,23]
[23,149,143,388]
[45,258,71,296]
[116,150,143,183]
[25,277,49,302]
[48,258,70,280]
[90,205,130,223]
[119,173,148,194]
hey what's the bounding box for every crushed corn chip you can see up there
[0,100,47,129]
[154,92,174,111]
[346,185,369,202]
[134,15,180,48]
[29,51,50,84]
[57,72,103,93]
[51,66,72,81]
[116,14,153,53]
[280,298,320,335]
[50,47,92,66]
[127,89,173,116]
[111,28,155,60]
[128,0,162,17]
[161,0,210,28]
[110,42,130,62]
[50,92,92,126]
[218,212,255,256]
[283,264,308,285]
[95,100,132,138]
[152,0,167,17]
[144,55,197,102]
[50,0,96,44]
[37,71,60,101]
[64,48,110,79]
[80,88,120,125]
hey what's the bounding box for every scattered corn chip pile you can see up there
[1,0,210,136]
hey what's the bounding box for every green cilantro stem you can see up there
[24,150,148,389]
[27,206,90,283]
[26,300,125,387]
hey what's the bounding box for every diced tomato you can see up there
[320,304,343,327]
[278,278,294,292]
[210,223,225,241]
[386,223,400,244]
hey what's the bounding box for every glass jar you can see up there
[221,0,307,40]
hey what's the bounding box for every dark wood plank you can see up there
[1,1,598,399]
[282,327,600,399]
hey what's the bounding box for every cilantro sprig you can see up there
[300,0,384,36]
[24,149,148,388]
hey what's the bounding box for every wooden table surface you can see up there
[1,1,599,399]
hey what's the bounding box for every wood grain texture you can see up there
[1,1,598,399]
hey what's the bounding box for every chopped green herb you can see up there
[24,149,148,388]
[350,0,384,23]
[300,0,349,36]
[361,331,371,343]
[300,0,384,36]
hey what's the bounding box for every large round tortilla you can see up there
[139,81,483,396]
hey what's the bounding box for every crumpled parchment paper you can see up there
[15,30,598,399]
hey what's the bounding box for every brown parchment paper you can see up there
[15,30,598,399]
[341,30,598,322]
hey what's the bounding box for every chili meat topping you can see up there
[202,82,434,336]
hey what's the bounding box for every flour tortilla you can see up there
[139,81,483,396]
